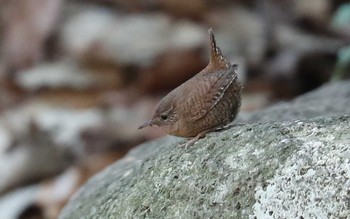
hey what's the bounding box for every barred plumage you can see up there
[139,28,242,146]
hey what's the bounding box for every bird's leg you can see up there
[181,124,244,148]
[182,129,214,149]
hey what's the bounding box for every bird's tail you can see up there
[208,28,231,70]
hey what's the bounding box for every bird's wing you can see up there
[187,65,239,122]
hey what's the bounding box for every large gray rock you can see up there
[60,80,350,219]
[238,80,350,123]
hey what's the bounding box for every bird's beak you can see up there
[138,120,153,129]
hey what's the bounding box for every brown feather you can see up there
[208,28,231,71]
[187,65,239,122]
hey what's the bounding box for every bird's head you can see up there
[138,97,179,130]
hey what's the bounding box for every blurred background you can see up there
[0,0,349,218]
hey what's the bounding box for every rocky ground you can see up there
[0,0,349,218]
[60,80,350,218]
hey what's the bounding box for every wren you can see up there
[139,28,242,147]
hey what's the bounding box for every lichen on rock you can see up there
[251,117,350,218]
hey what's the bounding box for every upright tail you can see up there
[208,28,231,70]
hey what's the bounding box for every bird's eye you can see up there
[160,114,168,120]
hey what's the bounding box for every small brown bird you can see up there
[139,28,242,146]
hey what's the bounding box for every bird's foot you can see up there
[180,129,212,149]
